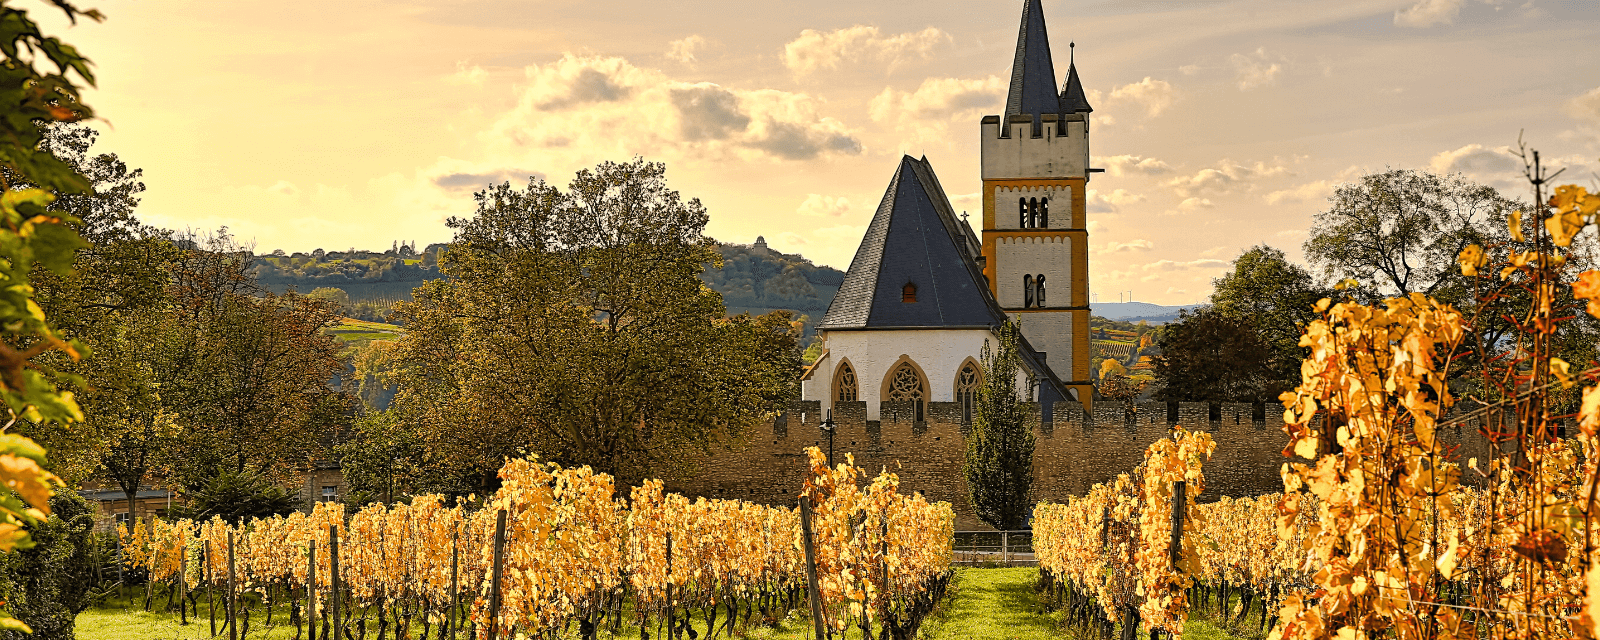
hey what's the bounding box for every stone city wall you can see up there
[669,399,1508,531]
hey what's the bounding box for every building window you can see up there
[114,512,131,525]
[1023,274,1034,308]
[956,361,982,425]
[1036,274,1047,308]
[1040,197,1049,228]
[1028,197,1039,228]
[885,361,927,422]
[902,282,917,303]
[836,362,859,403]
[1018,197,1027,228]
[322,486,338,503]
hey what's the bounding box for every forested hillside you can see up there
[255,240,847,335]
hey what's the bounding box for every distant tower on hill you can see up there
[753,236,769,253]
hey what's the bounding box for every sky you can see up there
[38,0,1600,305]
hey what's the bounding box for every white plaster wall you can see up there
[994,186,1069,230]
[980,119,1090,180]
[800,350,830,401]
[805,328,1024,420]
[995,237,1072,309]
[1016,312,1075,380]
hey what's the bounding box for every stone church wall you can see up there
[668,399,1508,531]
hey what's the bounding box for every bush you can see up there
[172,468,301,525]
[0,490,103,640]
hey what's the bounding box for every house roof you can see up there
[1059,62,1093,113]
[819,156,999,331]
[1004,0,1060,122]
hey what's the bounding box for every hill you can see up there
[1088,301,1202,324]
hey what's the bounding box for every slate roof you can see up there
[817,156,1078,411]
[1004,0,1060,122]
[819,156,998,330]
[1060,62,1093,113]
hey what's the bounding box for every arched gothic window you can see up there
[1039,197,1049,228]
[1017,197,1027,228]
[885,361,927,422]
[955,361,982,425]
[1028,197,1039,228]
[1036,274,1047,308]
[1023,274,1034,308]
[902,282,917,303]
[835,361,858,403]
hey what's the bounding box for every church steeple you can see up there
[1003,0,1060,122]
[1059,46,1093,114]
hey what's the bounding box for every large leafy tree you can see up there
[1151,308,1276,404]
[387,159,798,489]
[963,320,1034,531]
[1207,245,1331,395]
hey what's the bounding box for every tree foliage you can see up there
[963,319,1034,531]
[1207,245,1332,396]
[0,490,101,640]
[385,159,799,488]
[1151,308,1276,403]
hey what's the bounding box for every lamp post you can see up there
[820,408,836,468]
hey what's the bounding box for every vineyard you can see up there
[118,448,953,640]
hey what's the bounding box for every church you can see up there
[799,0,1096,424]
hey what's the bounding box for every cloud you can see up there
[479,55,863,168]
[1177,197,1214,212]
[451,61,487,85]
[1230,48,1284,90]
[1565,87,1600,125]
[798,194,852,217]
[1265,179,1336,205]
[1165,159,1291,198]
[1108,77,1178,117]
[1104,239,1155,252]
[266,180,299,197]
[431,169,543,191]
[666,35,708,64]
[1140,258,1230,272]
[1094,155,1173,177]
[1087,188,1145,214]
[1429,143,1519,176]
[869,76,1003,123]
[782,25,949,76]
[1394,0,1465,27]
[1165,287,1187,295]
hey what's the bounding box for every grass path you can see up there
[76,569,1254,640]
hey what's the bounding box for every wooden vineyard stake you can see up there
[331,525,342,640]
[447,527,459,640]
[308,540,317,640]
[1169,480,1186,568]
[487,509,508,640]
[799,497,826,640]
[206,542,215,636]
[177,540,188,624]
[227,528,238,640]
[665,532,674,640]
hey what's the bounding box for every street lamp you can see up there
[819,408,836,468]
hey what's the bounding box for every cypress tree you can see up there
[963,319,1036,530]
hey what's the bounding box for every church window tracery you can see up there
[956,360,982,425]
[885,360,927,422]
[835,361,858,403]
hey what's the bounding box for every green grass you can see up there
[77,571,1267,640]
[325,318,403,345]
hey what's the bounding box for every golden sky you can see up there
[41,0,1600,305]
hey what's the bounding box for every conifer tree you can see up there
[964,319,1035,530]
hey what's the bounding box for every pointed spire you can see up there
[1004,0,1059,121]
[1059,44,1093,114]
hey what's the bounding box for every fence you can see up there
[951,530,1034,566]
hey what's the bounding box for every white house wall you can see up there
[803,328,1027,420]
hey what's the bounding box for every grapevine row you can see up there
[118,446,953,640]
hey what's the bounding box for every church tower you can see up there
[980,0,1095,402]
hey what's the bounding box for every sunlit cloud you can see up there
[1108,77,1178,117]
[1230,48,1284,91]
[1094,155,1173,177]
[1394,0,1465,27]
[782,25,949,76]
[1165,159,1291,198]
[666,35,708,65]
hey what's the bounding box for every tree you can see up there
[169,467,301,525]
[964,320,1034,531]
[1304,169,1518,304]
[308,286,351,315]
[0,490,101,640]
[1208,245,1331,394]
[388,159,799,488]
[1151,308,1276,403]
[0,1,105,632]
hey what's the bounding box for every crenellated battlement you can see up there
[980,113,1090,180]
